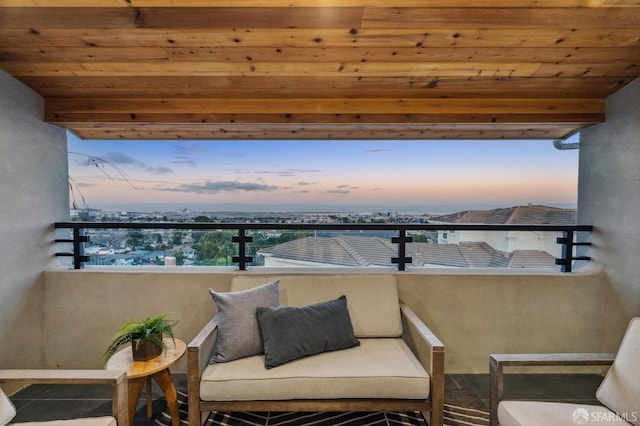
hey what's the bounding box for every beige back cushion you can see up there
[231,274,402,337]
[596,317,640,426]
[0,388,16,426]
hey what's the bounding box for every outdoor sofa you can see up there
[187,274,445,426]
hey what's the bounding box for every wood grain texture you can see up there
[0,2,638,139]
[60,122,594,140]
[1,0,639,7]
[105,338,186,379]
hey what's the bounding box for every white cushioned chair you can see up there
[188,274,445,426]
[0,370,128,426]
[489,317,640,426]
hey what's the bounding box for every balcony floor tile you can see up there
[8,373,604,423]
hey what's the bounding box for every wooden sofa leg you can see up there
[187,376,204,426]
[430,405,444,426]
[187,401,201,426]
[430,366,445,425]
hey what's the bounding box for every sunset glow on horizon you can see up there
[67,133,579,214]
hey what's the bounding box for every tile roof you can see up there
[410,242,511,268]
[507,250,557,268]
[259,236,557,269]
[429,204,576,225]
[257,236,364,267]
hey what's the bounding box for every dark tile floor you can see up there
[9,374,188,425]
[448,373,603,409]
[8,373,604,424]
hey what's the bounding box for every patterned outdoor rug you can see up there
[443,389,490,426]
[154,389,489,426]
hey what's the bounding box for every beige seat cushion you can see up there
[200,338,429,401]
[597,317,640,426]
[498,401,631,426]
[231,274,402,337]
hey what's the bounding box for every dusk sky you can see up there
[67,132,579,214]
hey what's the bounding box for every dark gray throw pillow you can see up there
[209,280,280,363]
[256,295,360,369]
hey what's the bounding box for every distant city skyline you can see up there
[67,132,579,214]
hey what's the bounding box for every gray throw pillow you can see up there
[209,280,279,363]
[256,295,360,369]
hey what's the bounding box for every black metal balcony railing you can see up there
[54,222,593,272]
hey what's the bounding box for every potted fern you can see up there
[103,313,177,362]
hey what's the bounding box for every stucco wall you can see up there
[43,268,607,373]
[43,269,237,372]
[396,270,607,373]
[578,77,640,350]
[0,70,69,369]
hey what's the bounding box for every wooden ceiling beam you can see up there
[362,7,640,29]
[18,76,632,99]
[0,61,544,78]
[3,46,638,64]
[47,112,604,125]
[3,61,637,79]
[45,97,604,115]
[0,7,364,29]
[61,122,589,141]
[46,97,603,140]
[1,0,639,7]
[3,7,639,29]
[2,28,638,49]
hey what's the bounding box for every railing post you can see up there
[555,230,575,272]
[232,226,253,271]
[391,229,412,271]
[556,230,591,273]
[73,227,90,269]
[563,230,574,273]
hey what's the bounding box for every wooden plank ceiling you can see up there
[1,0,639,140]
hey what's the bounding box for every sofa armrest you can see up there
[188,317,219,375]
[399,301,444,426]
[489,353,616,426]
[0,369,128,425]
[187,317,218,426]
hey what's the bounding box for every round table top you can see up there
[105,338,186,379]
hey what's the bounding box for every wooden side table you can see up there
[106,338,186,426]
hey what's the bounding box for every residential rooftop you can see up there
[429,204,577,225]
